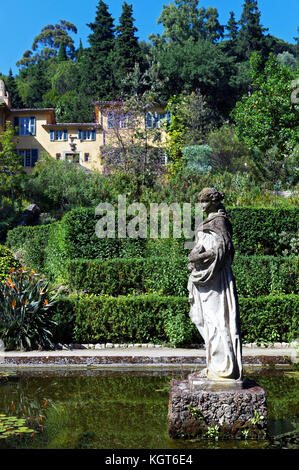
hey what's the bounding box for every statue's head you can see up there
[198,188,225,214]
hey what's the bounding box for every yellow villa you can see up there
[0,80,169,172]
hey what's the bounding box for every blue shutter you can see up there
[146,113,152,128]
[78,129,82,140]
[107,112,114,129]
[31,149,38,167]
[91,129,96,140]
[63,129,67,141]
[50,130,55,141]
[13,117,19,135]
[29,116,36,135]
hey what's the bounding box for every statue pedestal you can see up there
[168,371,268,440]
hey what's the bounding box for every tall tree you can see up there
[58,42,68,62]
[232,52,299,160]
[225,11,239,41]
[5,69,23,108]
[112,2,142,94]
[154,1,223,44]
[0,122,23,207]
[16,20,77,67]
[202,7,224,43]
[80,0,115,99]
[237,0,268,59]
[156,0,204,43]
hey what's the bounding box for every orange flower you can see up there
[11,300,16,309]
[24,299,28,306]
[7,278,15,289]
[44,299,49,306]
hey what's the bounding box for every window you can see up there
[107,112,132,129]
[78,129,96,141]
[145,112,171,128]
[50,130,67,141]
[84,153,89,162]
[107,112,114,129]
[14,116,36,136]
[18,149,38,167]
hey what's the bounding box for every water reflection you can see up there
[0,367,298,449]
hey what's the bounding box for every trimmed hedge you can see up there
[6,206,299,278]
[51,293,299,346]
[6,223,54,273]
[65,255,298,298]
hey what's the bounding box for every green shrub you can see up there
[52,297,77,344]
[72,294,197,346]
[226,207,298,256]
[65,255,298,298]
[6,224,53,272]
[240,295,299,343]
[0,245,20,281]
[6,206,298,281]
[61,206,299,257]
[0,269,58,350]
[182,145,213,173]
[52,293,299,346]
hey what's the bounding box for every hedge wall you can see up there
[6,206,299,276]
[65,255,298,298]
[52,294,299,346]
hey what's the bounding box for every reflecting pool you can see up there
[0,367,298,449]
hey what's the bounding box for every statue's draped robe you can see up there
[188,210,242,381]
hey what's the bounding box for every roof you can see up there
[10,108,55,113]
[42,123,101,128]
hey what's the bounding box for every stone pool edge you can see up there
[0,346,297,368]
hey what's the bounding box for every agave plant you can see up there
[0,268,58,351]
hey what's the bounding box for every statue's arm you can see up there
[188,248,215,263]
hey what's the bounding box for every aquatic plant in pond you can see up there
[0,414,35,439]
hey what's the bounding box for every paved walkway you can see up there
[0,346,297,368]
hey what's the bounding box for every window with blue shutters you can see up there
[18,149,38,167]
[50,129,67,141]
[54,130,68,141]
[80,129,96,140]
[107,112,114,129]
[146,113,153,128]
[19,117,36,136]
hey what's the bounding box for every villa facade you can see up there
[0,80,169,173]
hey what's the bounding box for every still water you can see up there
[0,367,298,449]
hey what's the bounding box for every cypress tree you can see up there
[225,11,239,41]
[76,39,84,61]
[112,2,142,93]
[237,0,268,59]
[58,42,68,62]
[6,69,23,108]
[81,0,115,99]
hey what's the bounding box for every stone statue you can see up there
[187,188,242,382]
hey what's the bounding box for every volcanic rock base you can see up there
[168,371,268,440]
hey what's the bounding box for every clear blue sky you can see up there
[1,0,298,75]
